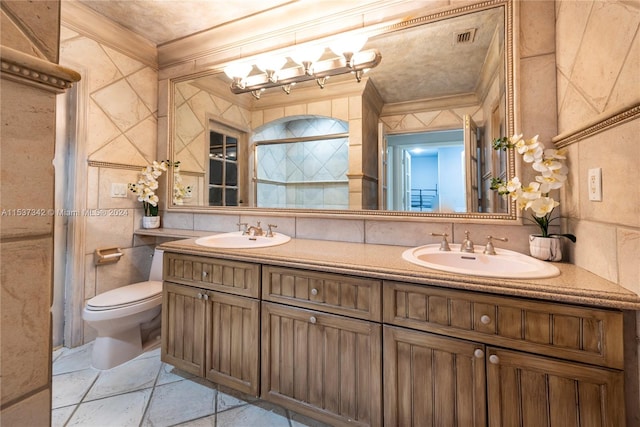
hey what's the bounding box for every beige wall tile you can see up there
[578,119,640,228]
[85,211,135,254]
[366,221,453,247]
[284,103,307,117]
[307,99,332,117]
[519,0,556,58]
[296,217,364,242]
[0,238,52,404]
[95,246,154,295]
[570,1,640,113]
[519,54,558,142]
[555,0,592,78]
[0,80,56,239]
[0,387,51,427]
[572,220,618,282]
[618,228,640,295]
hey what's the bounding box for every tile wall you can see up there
[554,0,639,294]
[59,18,161,345]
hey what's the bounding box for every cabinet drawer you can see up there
[383,281,624,369]
[262,266,382,321]
[165,252,260,298]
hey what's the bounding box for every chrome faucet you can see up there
[247,221,264,236]
[483,236,508,255]
[266,224,277,237]
[430,232,451,251]
[460,230,474,253]
[237,222,249,235]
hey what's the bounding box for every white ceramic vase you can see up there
[529,234,562,262]
[142,216,160,229]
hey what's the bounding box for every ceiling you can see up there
[75,0,503,104]
[76,0,365,46]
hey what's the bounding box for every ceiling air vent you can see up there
[455,28,477,44]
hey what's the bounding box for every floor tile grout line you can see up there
[138,358,166,427]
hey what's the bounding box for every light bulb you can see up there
[223,62,253,80]
[291,45,325,75]
[329,34,368,56]
[255,56,287,73]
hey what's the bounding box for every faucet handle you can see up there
[430,232,451,251]
[266,224,277,237]
[237,222,248,234]
[483,236,508,255]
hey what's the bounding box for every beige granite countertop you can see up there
[158,235,640,311]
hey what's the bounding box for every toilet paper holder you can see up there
[95,247,124,265]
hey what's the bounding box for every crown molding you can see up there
[0,46,80,93]
[61,1,157,70]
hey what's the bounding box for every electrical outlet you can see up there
[111,183,128,198]
[588,168,602,201]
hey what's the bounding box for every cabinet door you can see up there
[486,348,625,427]
[261,302,382,427]
[205,291,259,396]
[383,326,486,427]
[161,282,206,375]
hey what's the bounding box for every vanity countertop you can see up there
[158,236,640,310]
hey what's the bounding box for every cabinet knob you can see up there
[203,271,208,277]
[309,316,317,324]
[197,293,203,299]
[480,314,492,325]
[489,354,500,365]
[474,349,484,358]
[310,288,318,296]
[203,293,209,301]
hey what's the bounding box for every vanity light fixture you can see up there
[223,34,381,99]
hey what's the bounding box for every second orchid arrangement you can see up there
[491,134,576,242]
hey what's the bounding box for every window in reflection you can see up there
[254,117,349,209]
[209,130,238,206]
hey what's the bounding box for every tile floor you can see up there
[52,343,329,427]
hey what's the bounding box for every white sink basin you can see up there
[195,231,291,249]
[402,244,560,279]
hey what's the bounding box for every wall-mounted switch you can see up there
[111,183,128,198]
[588,168,602,201]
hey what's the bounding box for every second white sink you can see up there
[195,231,291,249]
[402,244,560,279]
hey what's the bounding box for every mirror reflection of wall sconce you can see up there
[223,34,381,99]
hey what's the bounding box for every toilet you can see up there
[83,248,164,370]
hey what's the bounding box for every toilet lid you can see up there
[87,280,162,309]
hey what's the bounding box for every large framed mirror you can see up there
[168,0,515,220]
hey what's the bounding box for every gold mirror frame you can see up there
[167,0,516,221]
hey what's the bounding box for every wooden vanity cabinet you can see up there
[261,267,383,427]
[161,253,260,395]
[383,280,626,427]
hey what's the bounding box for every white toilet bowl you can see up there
[83,248,164,369]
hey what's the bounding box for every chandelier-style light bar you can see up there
[223,35,381,99]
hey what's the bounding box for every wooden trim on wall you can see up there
[553,103,640,148]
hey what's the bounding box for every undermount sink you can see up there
[195,231,291,249]
[402,244,560,279]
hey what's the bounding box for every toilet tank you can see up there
[149,249,164,282]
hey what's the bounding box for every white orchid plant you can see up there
[129,160,192,215]
[491,134,576,242]
[172,161,192,205]
[128,160,169,217]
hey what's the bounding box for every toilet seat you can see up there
[86,281,162,311]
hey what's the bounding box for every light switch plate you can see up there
[588,168,602,201]
[111,183,128,198]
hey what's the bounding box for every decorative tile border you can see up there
[0,46,80,93]
[553,104,640,148]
